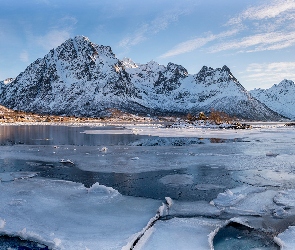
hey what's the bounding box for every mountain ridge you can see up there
[250,79,295,120]
[0,36,285,121]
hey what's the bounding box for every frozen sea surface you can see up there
[0,123,295,249]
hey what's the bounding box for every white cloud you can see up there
[36,30,71,50]
[31,15,76,51]
[245,62,295,88]
[159,0,295,58]
[209,31,295,53]
[227,0,295,25]
[53,16,78,30]
[19,50,29,62]
[208,0,295,54]
[150,10,189,34]
[118,8,191,49]
[118,24,148,48]
[159,29,238,58]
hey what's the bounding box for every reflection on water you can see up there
[0,159,237,201]
[0,125,243,201]
[0,125,149,146]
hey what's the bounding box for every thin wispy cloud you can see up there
[209,31,295,53]
[118,24,148,48]
[160,0,295,58]
[34,16,77,50]
[159,30,238,58]
[227,0,295,25]
[19,50,29,62]
[118,8,191,50]
[52,16,78,30]
[36,30,71,50]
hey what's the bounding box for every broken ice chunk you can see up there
[276,226,295,249]
[273,189,295,208]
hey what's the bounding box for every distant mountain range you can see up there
[0,36,291,121]
[250,79,295,120]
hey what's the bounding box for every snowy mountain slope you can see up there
[250,80,295,120]
[0,36,284,120]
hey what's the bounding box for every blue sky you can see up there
[1,0,295,90]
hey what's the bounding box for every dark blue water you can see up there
[213,222,280,250]
[0,235,49,250]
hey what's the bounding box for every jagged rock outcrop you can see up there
[0,36,285,120]
[250,79,295,120]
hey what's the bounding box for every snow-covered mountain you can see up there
[0,36,283,120]
[250,79,295,120]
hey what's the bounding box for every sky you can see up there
[0,0,295,90]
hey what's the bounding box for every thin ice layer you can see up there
[0,178,161,250]
[134,217,223,250]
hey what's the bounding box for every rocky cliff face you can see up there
[0,36,284,120]
[250,79,295,120]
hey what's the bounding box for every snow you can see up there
[250,79,295,120]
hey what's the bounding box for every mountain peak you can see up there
[195,65,239,85]
[166,62,188,76]
[221,65,230,72]
[0,36,284,121]
[276,79,294,88]
[121,57,137,68]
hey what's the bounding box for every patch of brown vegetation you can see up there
[0,106,159,124]
[0,105,103,123]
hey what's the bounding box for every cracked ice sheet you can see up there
[134,217,223,250]
[0,178,161,250]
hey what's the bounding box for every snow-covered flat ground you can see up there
[0,123,294,249]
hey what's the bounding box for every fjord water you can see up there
[0,125,146,146]
[0,125,238,201]
[0,124,294,249]
[1,123,295,202]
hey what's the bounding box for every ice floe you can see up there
[0,178,161,249]
[134,217,223,250]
